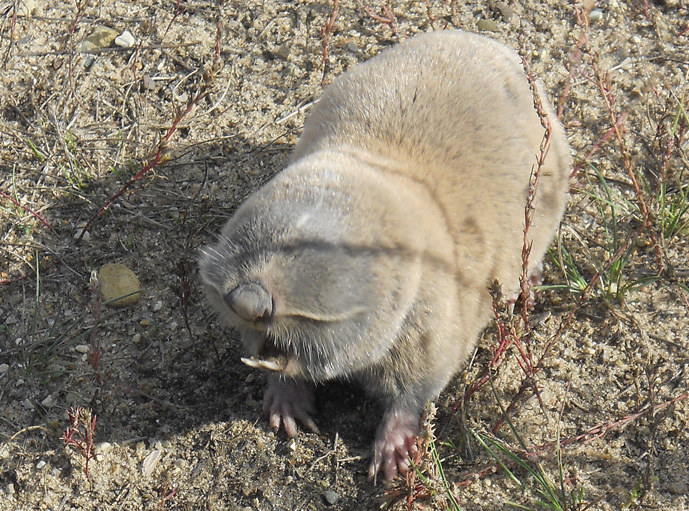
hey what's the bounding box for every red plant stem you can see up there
[0,190,53,230]
[424,0,436,27]
[78,88,209,239]
[0,275,27,285]
[458,300,514,409]
[580,112,628,166]
[538,392,688,454]
[89,274,103,389]
[592,61,663,272]
[459,392,688,490]
[163,0,183,40]
[62,407,97,480]
[321,0,340,86]
[363,4,403,39]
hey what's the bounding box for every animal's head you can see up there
[199,173,396,382]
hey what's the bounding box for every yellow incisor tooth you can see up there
[241,356,287,372]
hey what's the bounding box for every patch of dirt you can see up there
[1,1,688,509]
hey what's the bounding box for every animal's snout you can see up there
[225,283,273,323]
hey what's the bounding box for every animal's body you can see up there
[199,29,571,480]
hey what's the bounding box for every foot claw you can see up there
[368,408,420,482]
[263,376,318,438]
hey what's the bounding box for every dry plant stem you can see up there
[0,190,53,231]
[459,52,555,415]
[424,0,436,28]
[461,392,687,490]
[20,42,201,57]
[321,0,339,86]
[214,1,225,66]
[580,112,628,166]
[77,88,209,239]
[384,406,443,509]
[67,0,84,97]
[61,407,97,481]
[163,0,184,41]
[160,484,177,509]
[558,2,594,119]
[486,46,666,425]
[592,61,663,272]
[362,3,404,40]
[491,234,638,431]
[536,391,688,454]
[458,286,516,409]
[88,272,104,397]
[1,0,19,65]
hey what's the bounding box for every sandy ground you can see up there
[1,0,688,509]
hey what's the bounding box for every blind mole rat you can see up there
[199,29,571,481]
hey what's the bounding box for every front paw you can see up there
[263,376,320,437]
[368,408,420,482]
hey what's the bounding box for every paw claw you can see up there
[368,408,421,482]
[263,377,318,438]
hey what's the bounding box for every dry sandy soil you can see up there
[1,0,688,509]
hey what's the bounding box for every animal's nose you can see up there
[224,283,273,322]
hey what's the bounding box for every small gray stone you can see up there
[322,490,339,505]
[589,9,604,23]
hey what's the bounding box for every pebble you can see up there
[273,45,290,60]
[115,30,136,48]
[78,26,119,52]
[589,9,604,23]
[74,221,90,242]
[17,0,37,16]
[99,263,141,307]
[323,490,339,505]
[491,1,515,20]
[141,449,162,477]
[74,344,90,354]
[36,460,46,470]
[40,395,54,408]
[153,300,163,312]
[476,19,501,32]
[0,363,8,374]
[96,442,113,453]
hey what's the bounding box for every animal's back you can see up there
[294,30,571,299]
